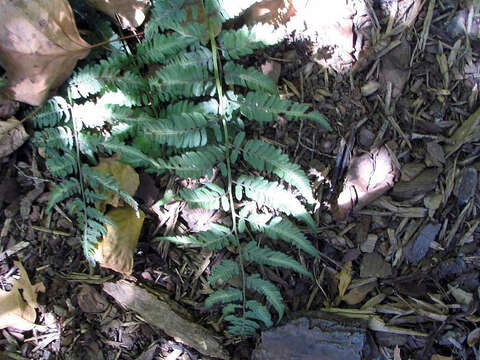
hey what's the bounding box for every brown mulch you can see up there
[1,0,480,359]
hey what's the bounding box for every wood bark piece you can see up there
[392,168,441,200]
[405,223,441,265]
[253,315,366,360]
[103,280,229,359]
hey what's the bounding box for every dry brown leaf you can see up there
[0,0,90,105]
[0,261,45,331]
[85,0,151,29]
[0,117,29,158]
[92,157,140,212]
[94,207,145,275]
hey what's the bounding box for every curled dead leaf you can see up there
[0,0,90,105]
[332,147,398,220]
[94,207,145,275]
[0,261,45,331]
[85,0,151,29]
[92,157,140,212]
[0,117,29,158]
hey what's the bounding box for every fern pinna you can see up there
[30,0,330,336]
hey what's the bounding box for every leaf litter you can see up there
[1,0,480,359]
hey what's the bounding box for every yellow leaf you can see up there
[0,0,90,105]
[85,0,151,29]
[336,261,352,298]
[0,261,45,331]
[92,157,140,212]
[94,207,145,275]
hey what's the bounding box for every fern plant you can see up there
[30,0,330,336]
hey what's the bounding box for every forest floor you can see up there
[1,0,480,359]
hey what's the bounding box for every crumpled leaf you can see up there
[85,0,151,29]
[0,261,45,331]
[0,0,90,105]
[332,147,397,220]
[92,157,140,212]
[94,207,145,275]
[0,117,29,158]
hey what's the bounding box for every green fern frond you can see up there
[208,259,240,286]
[245,300,273,327]
[236,91,331,130]
[82,165,139,214]
[205,288,243,308]
[222,303,241,316]
[243,139,314,203]
[145,0,186,39]
[157,223,236,250]
[219,26,270,60]
[86,207,115,226]
[33,126,74,150]
[224,62,277,94]
[47,178,81,212]
[168,146,225,178]
[236,175,316,230]
[225,315,259,337]
[45,150,77,178]
[137,33,197,65]
[243,241,312,278]
[256,217,320,258]
[143,112,213,148]
[68,54,134,99]
[30,97,70,128]
[102,140,165,170]
[165,47,213,71]
[246,274,284,320]
[180,183,225,209]
[84,189,108,204]
[149,63,215,101]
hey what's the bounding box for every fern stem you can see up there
[67,90,91,264]
[208,19,247,331]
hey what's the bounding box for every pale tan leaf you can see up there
[85,0,151,29]
[0,0,90,105]
[92,157,140,212]
[0,117,29,158]
[336,261,352,298]
[0,261,45,331]
[94,207,145,275]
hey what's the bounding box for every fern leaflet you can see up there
[243,241,312,278]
